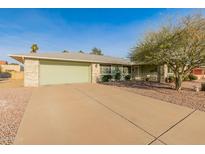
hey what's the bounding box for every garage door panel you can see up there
[40,60,91,85]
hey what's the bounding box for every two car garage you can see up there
[39,60,91,85]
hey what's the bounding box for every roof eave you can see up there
[8,54,131,65]
[8,54,25,64]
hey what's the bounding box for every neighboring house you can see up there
[0,62,23,79]
[0,64,21,72]
[192,67,205,79]
[0,60,21,72]
[0,60,8,65]
[9,52,168,87]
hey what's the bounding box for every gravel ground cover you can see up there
[103,80,205,112]
[0,87,33,144]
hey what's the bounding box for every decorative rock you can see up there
[0,88,33,144]
[193,85,200,92]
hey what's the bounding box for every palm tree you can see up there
[31,44,39,53]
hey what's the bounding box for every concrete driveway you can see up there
[14,84,205,144]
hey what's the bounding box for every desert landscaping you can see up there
[0,79,33,144]
[104,80,205,112]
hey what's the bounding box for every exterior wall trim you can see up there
[9,54,131,65]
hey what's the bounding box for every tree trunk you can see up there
[175,75,182,91]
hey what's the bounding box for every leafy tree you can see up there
[62,50,69,53]
[90,47,103,55]
[79,50,84,53]
[30,44,39,53]
[9,63,18,65]
[130,14,205,90]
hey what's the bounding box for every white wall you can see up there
[24,59,39,87]
[1,64,21,72]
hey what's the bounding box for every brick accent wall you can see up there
[24,59,39,87]
[91,64,100,83]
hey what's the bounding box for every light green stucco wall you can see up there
[39,60,91,85]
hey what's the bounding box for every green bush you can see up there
[125,75,131,81]
[201,83,205,91]
[145,77,150,81]
[183,76,190,81]
[188,74,198,80]
[165,76,175,83]
[101,75,112,82]
[114,72,121,81]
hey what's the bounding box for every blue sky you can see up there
[0,8,202,63]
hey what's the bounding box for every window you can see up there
[112,65,120,73]
[100,65,111,74]
[123,66,131,74]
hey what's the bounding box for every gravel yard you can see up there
[103,80,205,112]
[0,80,33,144]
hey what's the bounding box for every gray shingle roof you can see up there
[9,52,132,65]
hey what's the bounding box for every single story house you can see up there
[9,52,168,87]
[0,60,22,76]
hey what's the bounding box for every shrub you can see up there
[201,83,205,91]
[183,76,190,81]
[114,72,121,81]
[145,77,150,81]
[169,76,175,83]
[0,72,11,78]
[101,75,112,82]
[188,74,198,80]
[125,75,131,81]
[165,76,175,83]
